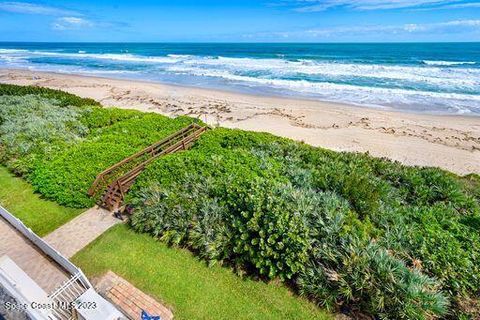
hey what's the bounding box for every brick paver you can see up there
[94,271,173,320]
[43,206,121,258]
[0,216,68,293]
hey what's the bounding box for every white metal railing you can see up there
[48,273,89,320]
[49,273,87,300]
[0,205,92,289]
[0,205,125,319]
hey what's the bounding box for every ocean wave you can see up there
[170,66,480,100]
[2,49,479,88]
[20,64,142,77]
[182,56,480,88]
[167,54,194,59]
[1,47,479,114]
[33,51,182,64]
[423,60,477,66]
[167,66,480,114]
[0,49,182,64]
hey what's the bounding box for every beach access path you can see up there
[43,207,121,258]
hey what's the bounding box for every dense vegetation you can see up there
[0,83,100,107]
[130,129,480,319]
[1,84,479,319]
[0,87,198,207]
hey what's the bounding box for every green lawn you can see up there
[0,166,83,236]
[72,224,332,320]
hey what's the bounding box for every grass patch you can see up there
[0,165,82,236]
[72,224,331,320]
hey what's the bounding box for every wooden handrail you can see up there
[88,123,202,196]
[88,123,208,210]
[117,126,207,187]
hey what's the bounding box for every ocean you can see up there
[0,42,479,115]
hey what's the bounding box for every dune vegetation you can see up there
[0,84,479,319]
[0,85,196,207]
[129,128,479,319]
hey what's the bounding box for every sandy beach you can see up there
[1,68,479,175]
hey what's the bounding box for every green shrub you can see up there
[31,112,196,207]
[130,147,313,280]
[129,128,479,318]
[296,191,449,318]
[0,83,100,107]
[130,178,232,264]
[226,179,310,280]
[79,107,141,129]
[299,240,448,319]
[0,95,88,175]
[377,204,480,295]
[461,174,480,202]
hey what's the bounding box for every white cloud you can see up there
[0,2,128,31]
[0,1,79,16]
[414,1,480,9]
[444,19,480,26]
[443,1,480,7]
[403,23,427,32]
[52,17,93,30]
[310,19,480,35]
[287,0,479,12]
[243,19,480,39]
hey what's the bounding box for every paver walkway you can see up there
[43,206,121,258]
[95,271,173,320]
[0,216,68,293]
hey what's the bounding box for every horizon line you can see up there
[0,40,480,44]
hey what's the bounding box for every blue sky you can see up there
[0,0,479,42]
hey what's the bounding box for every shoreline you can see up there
[1,68,479,175]
[3,67,479,118]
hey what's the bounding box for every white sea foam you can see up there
[26,64,140,76]
[41,52,182,64]
[423,60,477,66]
[167,54,194,59]
[171,56,480,91]
[171,65,479,100]
[7,50,182,64]
[0,49,28,53]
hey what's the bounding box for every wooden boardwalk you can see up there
[89,123,208,210]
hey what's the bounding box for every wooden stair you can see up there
[88,123,208,211]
